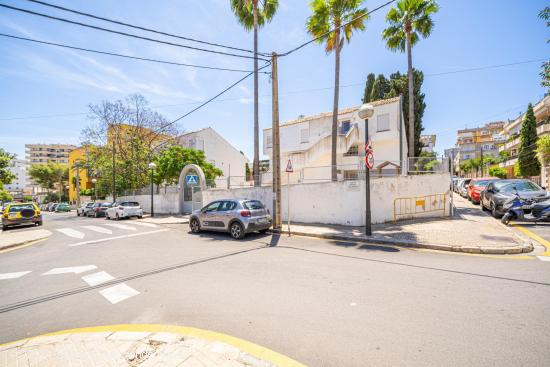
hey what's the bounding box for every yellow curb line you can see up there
[512,225,550,256]
[0,324,306,367]
[0,238,48,254]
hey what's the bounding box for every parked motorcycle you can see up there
[501,194,550,225]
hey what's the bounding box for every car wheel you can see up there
[95,212,99,218]
[77,212,80,217]
[258,229,269,234]
[491,202,502,219]
[138,216,143,219]
[105,213,110,220]
[115,213,120,221]
[1,225,8,231]
[230,222,245,240]
[190,218,201,233]
[481,200,489,211]
[36,221,43,226]
[501,213,512,225]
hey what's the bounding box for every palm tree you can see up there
[382,0,439,158]
[306,0,368,181]
[230,0,279,186]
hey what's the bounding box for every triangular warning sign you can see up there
[285,160,293,173]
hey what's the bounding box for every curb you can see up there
[269,229,533,255]
[0,324,306,367]
[0,231,52,252]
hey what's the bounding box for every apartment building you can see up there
[177,127,249,180]
[25,143,76,193]
[455,122,506,166]
[498,95,550,181]
[262,96,407,182]
[420,135,437,153]
[4,158,28,194]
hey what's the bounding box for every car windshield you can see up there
[243,200,264,210]
[474,180,494,187]
[122,202,140,207]
[501,181,542,192]
[9,204,34,213]
[101,203,112,207]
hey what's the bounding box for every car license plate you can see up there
[522,205,531,209]
[8,213,17,219]
[258,218,267,224]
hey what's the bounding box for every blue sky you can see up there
[0,0,548,160]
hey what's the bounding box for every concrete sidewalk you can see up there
[0,325,303,367]
[0,228,51,251]
[273,196,533,255]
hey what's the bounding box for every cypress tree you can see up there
[518,103,541,177]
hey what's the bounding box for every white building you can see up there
[263,96,408,182]
[4,158,28,194]
[420,135,436,153]
[177,127,249,181]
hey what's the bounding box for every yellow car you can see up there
[2,202,43,231]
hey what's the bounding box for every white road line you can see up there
[99,283,140,304]
[81,271,115,286]
[56,228,86,239]
[82,225,113,234]
[0,271,32,280]
[103,223,137,231]
[128,221,158,228]
[42,265,97,275]
[537,256,550,262]
[68,228,169,247]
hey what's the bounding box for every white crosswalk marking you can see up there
[537,256,550,262]
[42,265,97,275]
[82,225,113,234]
[0,271,32,280]
[81,271,114,286]
[103,223,137,231]
[56,228,85,239]
[99,283,140,304]
[128,221,158,228]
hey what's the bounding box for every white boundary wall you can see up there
[114,174,450,225]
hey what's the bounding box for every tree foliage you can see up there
[0,148,16,186]
[81,94,179,196]
[517,103,541,177]
[230,0,279,30]
[540,7,550,91]
[363,70,426,156]
[489,167,507,179]
[28,163,69,196]
[536,134,550,165]
[0,189,13,203]
[153,145,223,186]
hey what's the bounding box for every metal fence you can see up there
[407,157,450,175]
[393,193,448,222]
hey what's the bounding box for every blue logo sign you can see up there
[185,175,199,185]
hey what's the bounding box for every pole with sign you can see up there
[285,159,293,235]
[358,104,375,236]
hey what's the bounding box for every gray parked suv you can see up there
[189,199,272,239]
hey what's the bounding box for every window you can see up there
[377,114,390,132]
[340,121,351,135]
[202,201,220,212]
[243,200,264,210]
[218,201,237,211]
[300,128,309,143]
[266,134,272,148]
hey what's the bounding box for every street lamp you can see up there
[91,178,97,201]
[358,103,375,236]
[65,185,70,204]
[148,162,157,217]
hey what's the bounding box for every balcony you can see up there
[537,124,550,135]
[499,137,520,152]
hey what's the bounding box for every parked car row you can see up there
[453,177,550,222]
[76,201,144,220]
[40,202,72,212]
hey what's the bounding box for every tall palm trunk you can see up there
[253,1,260,186]
[331,28,341,182]
[406,29,415,160]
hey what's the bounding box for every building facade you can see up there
[420,135,437,153]
[455,122,505,167]
[262,96,408,183]
[4,158,28,194]
[498,95,550,182]
[25,143,76,194]
[68,147,93,203]
[177,127,249,182]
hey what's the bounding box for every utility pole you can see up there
[271,52,281,229]
[480,145,483,177]
[112,141,116,201]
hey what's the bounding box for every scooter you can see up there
[501,194,550,225]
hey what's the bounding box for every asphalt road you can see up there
[1,212,549,366]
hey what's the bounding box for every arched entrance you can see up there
[178,164,207,214]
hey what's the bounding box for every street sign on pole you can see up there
[365,151,374,170]
[285,159,293,173]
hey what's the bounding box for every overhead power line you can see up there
[279,0,397,57]
[0,3,268,61]
[0,33,269,74]
[23,0,263,56]
[0,58,543,122]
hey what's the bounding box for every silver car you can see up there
[189,199,272,239]
[77,202,94,216]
